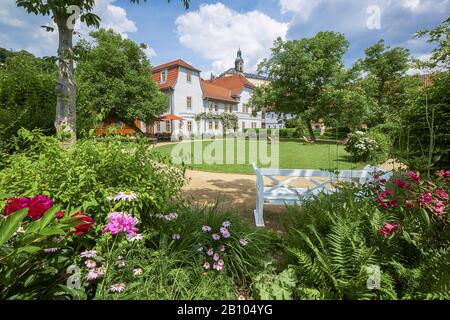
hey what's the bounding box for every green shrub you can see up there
[345,131,383,163]
[0,130,186,221]
[282,172,450,300]
[367,130,392,163]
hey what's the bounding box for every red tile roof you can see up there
[152,67,178,90]
[152,59,201,90]
[201,80,238,104]
[207,74,255,97]
[152,59,201,73]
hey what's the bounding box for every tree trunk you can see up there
[54,13,77,148]
[123,119,145,137]
[306,120,316,141]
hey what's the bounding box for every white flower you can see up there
[133,268,143,276]
[111,283,126,293]
[80,250,97,258]
[112,191,137,202]
[127,233,143,242]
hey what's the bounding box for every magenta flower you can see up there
[378,223,399,238]
[435,188,449,200]
[418,193,433,206]
[3,197,29,216]
[103,212,139,236]
[392,178,410,189]
[407,171,420,183]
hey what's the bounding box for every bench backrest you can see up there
[252,163,392,193]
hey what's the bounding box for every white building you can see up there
[151,57,262,139]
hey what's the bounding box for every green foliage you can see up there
[0,51,56,155]
[253,266,297,300]
[0,130,186,220]
[344,131,382,163]
[282,175,450,300]
[251,32,350,138]
[0,206,86,299]
[397,71,450,171]
[75,29,168,134]
[195,112,238,130]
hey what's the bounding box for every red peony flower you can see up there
[435,188,449,200]
[418,193,433,206]
[3,197,30,215]
[27,195,53,220]
[72,212,94,235]
[407,171,420,183]
[56,211,65,219]
[378,223,399,238]
[392,178,410,189]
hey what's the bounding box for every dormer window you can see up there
[187,71,192,83]
[160,69,168,83]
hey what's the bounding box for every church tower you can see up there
[235,48,244,74]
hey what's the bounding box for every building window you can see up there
[165,120,171,133]
[214,103,218,112]
[208,102,214,112]
[187,71,192,83]
[187,96,192,109]
[208,121,213,130]
[243,103,249,113]
[160,69,168,83]
[215,121,219,130]
[224,105,230,113]
[156,122,161,132]
[242,122,246,130]
[187,121,193,132]
[252,122,257,129]
[179,121,183,129]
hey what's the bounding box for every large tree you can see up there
[251,32,350,140]
[357,40,411,112]
[16,0,190,147]
[75,29,167,134]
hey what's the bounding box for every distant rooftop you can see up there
[218,68,269,81]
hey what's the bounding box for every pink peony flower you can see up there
[435,188,449,200]
[27,195,53,220]
[407,171,420,183]
[378,223,399,238]
[3,197,29,216]
[56,211,64,219]
[103,212,138,236]
[418,193,433,206]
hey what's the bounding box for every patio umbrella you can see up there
[156,114,185,121]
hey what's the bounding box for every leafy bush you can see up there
[0,130,186,222]
[71,202,276,300]
[345,131,382,163]
[0,195,94,299]
[282,170,450,300]
[367,130,392,163]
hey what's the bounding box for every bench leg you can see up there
[254,195,265,227]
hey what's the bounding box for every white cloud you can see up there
[175,3,289,75]
[143,46,157,59]
[279,0,322,20]
[0,0,137,57]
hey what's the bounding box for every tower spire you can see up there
[235,48,244,74]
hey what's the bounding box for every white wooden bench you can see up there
[252,163,392,227]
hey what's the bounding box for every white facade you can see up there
[264,112,294,129]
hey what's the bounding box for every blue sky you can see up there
[0,0,448,76]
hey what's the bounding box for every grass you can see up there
[153,139,365,175]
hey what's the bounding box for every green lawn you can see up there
[153,139,365,175]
